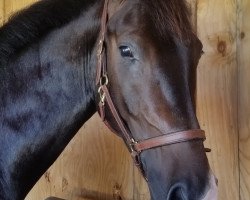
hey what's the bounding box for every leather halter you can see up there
[96,0,206,178]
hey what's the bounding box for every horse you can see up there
[0,0,218,199]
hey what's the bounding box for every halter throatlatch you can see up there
[96,0,207,180]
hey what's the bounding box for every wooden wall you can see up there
[196,0,239,199]
[0,0,249,199]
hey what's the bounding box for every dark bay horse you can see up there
[0,0,217,199]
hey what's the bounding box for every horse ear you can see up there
[108,0,125,18]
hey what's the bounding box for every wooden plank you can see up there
[238,0,250,199]
[196,0,239,200]
[0,0,4,25]
[4,0,36,20]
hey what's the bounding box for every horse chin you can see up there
[201,173,218,200]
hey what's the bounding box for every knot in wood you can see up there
[217,40,227,57]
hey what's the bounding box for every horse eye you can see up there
[119,46,134,58]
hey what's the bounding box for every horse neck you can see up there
[0,4,100,200]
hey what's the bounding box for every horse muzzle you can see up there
[166,171,218,200]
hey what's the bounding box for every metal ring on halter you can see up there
[99,74,109,86]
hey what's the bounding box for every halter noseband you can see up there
[96,0,206,179]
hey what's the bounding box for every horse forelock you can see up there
[141,0,193,43]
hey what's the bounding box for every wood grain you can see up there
[196,0,239,199]
[238,0,250,199]
[3,0,36,20]
[1,0,37,25]
[0,0,4,25]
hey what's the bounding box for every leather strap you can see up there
[133,129,206,152]
[99,85,134,144]
[96,0,109,85]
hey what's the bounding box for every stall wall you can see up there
[0,0,249,199]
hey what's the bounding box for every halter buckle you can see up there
[98,74,109,105]
[98,86,106,105]
[129,139,139,153]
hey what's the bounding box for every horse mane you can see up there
[142,0,193,42]
[0,0,98,66]
[0,0,193,66]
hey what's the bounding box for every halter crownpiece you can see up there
[96,0,207,179]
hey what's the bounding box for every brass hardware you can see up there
[98,86,106,105]
[129,139,138,153]
[99,74,108,86]
[98,74,109,105]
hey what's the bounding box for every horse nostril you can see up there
[167,185,187,200]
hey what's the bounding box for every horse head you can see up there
[96,0,218,199]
